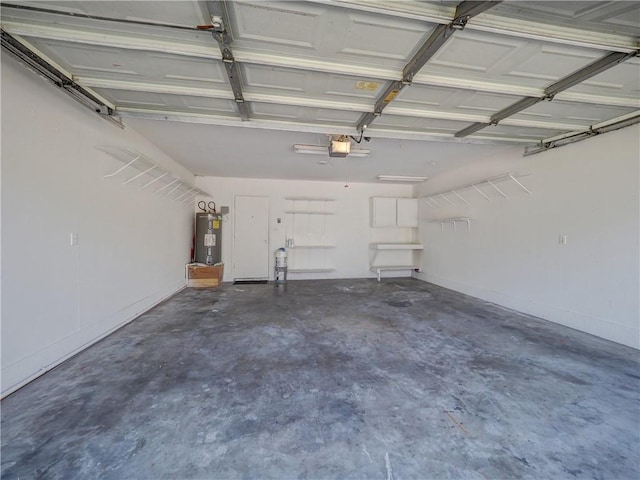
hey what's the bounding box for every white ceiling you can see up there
[2,1,638,183]
[125,118,515,181]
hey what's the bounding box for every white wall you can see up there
[1,54,194,395]
[416,125,640,349]
[196,177,416,281]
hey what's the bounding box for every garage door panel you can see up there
[96,88,237,114]
[242,64,385,106]
[474,124,565,140]
[19,0,207,27]
[375,115,471,133]
[228,1,435,71]
[570,59,640,98]
[19,37,227,88]
[427,29,606,90]
[489,1,640,37]
[250,102,360,123]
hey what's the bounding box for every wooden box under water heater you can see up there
[187,264,224,288]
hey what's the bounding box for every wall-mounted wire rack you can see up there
[96,146,209,204]
[420,173,532,208]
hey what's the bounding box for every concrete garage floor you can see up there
[2,279,639,480]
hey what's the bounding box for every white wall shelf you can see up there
[420,173,531,208]
[285,197,336,274]
[96,145,208,204]
[429,217,474,232]
[369,243,423,281]
[284,210,335,215]
[285,197,336,202]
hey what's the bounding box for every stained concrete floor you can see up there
[2,279,639,480]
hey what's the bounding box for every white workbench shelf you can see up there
[370,243,424,250]
[285,197,335,202]
[288,268,335,273]
[369,243,423,281]
[288,245,336,249]
[370,265,421,281]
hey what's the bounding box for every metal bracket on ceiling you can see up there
[451,16,470,30]
[452,1,499,28]
[210,15,224,31]
[356,1,500,134]
[1,29,122,127]
[206,2,249,121]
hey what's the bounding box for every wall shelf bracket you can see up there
[430,217,473,232]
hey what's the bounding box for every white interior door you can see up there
[233,195,270,280]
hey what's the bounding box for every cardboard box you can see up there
[187,264,223,288]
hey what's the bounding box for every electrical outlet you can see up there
[559,234,567,245]
[70,232,79,246]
